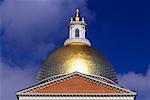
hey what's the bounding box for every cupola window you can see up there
[75,29,79,37]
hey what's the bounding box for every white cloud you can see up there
[0,60,36,100]
[1,1,95,100]
[118,65,150,100]
[1,0,95,66]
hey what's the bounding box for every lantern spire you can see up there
[75,8,80,21]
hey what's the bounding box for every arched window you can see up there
[75,29,79,37]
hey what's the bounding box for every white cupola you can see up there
[64,9,91,46]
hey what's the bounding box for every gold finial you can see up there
[75,8,80,21]
[76,9,79,17]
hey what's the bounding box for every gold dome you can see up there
[36,43,117,83]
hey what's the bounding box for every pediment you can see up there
[17,72,136,96]
[31,77,121,93]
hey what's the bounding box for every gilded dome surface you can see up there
[36,43,117,83]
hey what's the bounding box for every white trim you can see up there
[38,74,67,84]
[17,93,136,96]
[82,73,117,85]
[68,21,87,26]
[64,38,91,46]
[38,72,116,85]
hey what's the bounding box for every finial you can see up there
[75,8,80,21]
[76,9,79,17]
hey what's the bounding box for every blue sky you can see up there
[0,0,150,100]
[87,0,150,74]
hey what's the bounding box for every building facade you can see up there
[16,9,136,100]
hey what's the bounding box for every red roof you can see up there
[32,77,121,93]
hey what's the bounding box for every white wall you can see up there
[19,95,135,100]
